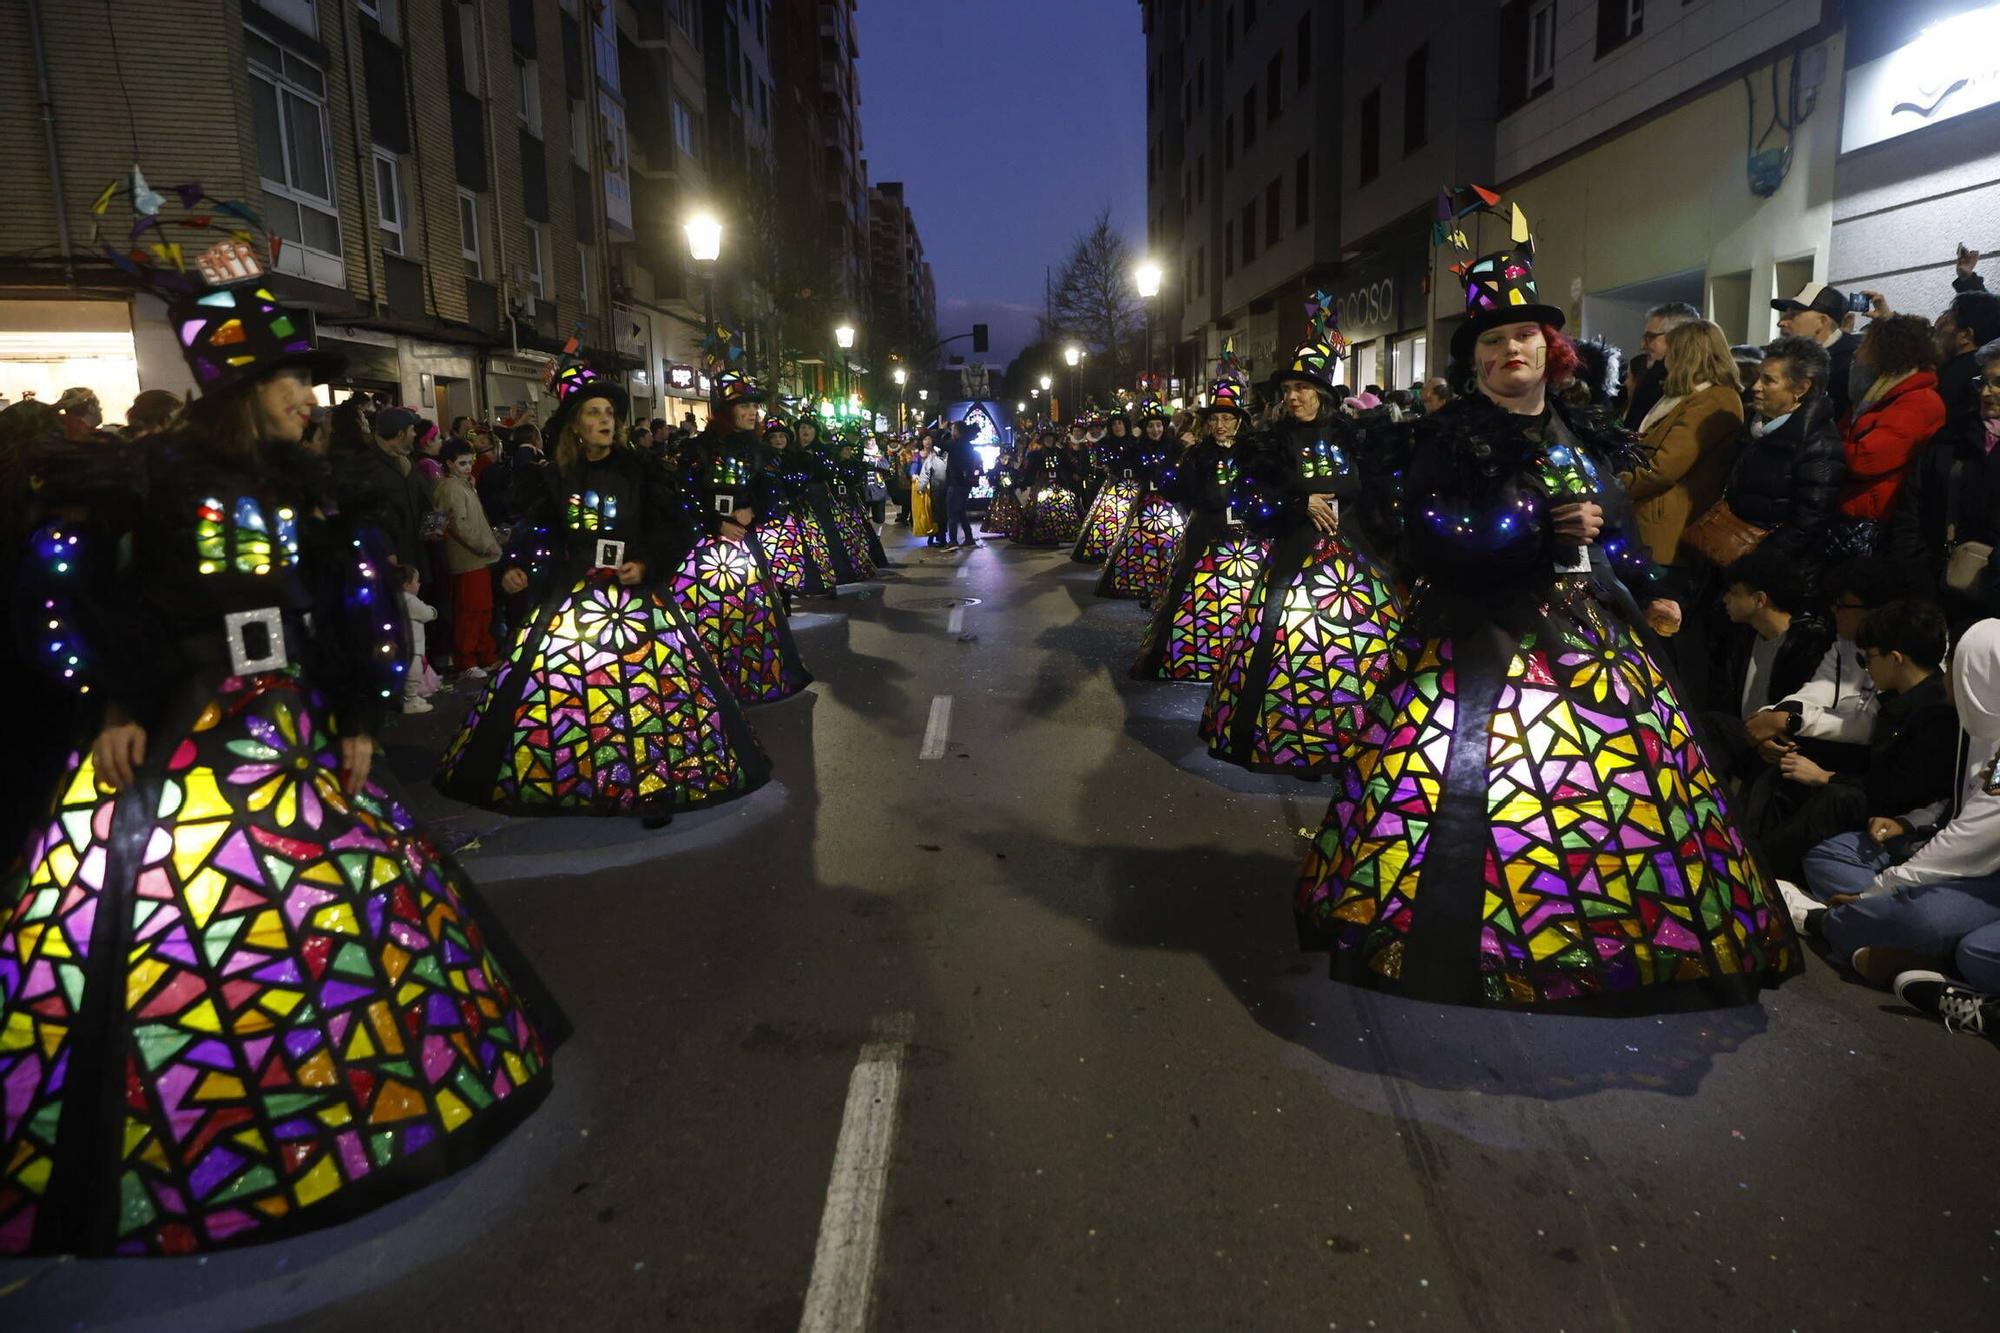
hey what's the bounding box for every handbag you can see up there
[1943,458,1993,594]
[1679,497,1771,567]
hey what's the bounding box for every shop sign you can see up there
[1843,3,2000,151]
[666,364,697,394]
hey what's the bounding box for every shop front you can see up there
[0,297,145,418]
[1330,241,1430,395]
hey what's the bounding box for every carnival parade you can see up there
[3,1,2000,1329]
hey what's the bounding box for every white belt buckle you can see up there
[594,538,627,569]
[1554,546,1592,574]
[1122,469,1134,480]
[223,608,287,675]
[1225,505,1241,526]
[714,492,736,516]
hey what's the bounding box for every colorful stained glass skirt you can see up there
[828,500,878,580]
[1129,526,1270,682]
[1072,479,1141,563]
[983,490,1021,537]
[1294,579,1799,1010]
[673,535,813,705]
[0,671,563,1255]
[1025,486,1083,547]
[1201,531,1403,775]
[1096,494,1184,600]
[758,514,808,593]
[436,572,771,815]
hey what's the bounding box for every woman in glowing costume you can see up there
[1,214,562,1253]
[1095,401,1186,601]
[437,364,769,826]
[1071,411,1141,562]
[1129,373,1270,682]
[1202,308,1404,777]
[1295,194,1796,1009]
[674,370,814,705]
[753,416,837,602]
[1019,428,1086,547]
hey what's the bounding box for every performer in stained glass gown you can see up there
[1129,374,1269,683]
[807,422,882,577]
[674,370,813,705]
[1096,402,1186,601]
[1072,412,1141,563]
[1296,195,1797,1010]
[775,417,862,587]
[754,416,835,601]
[1020,430,1085,547]
[1203,320,1405,778]
[437,365,770,825]
[0,232,562,1254]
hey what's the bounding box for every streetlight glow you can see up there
[918,389,928,401]
[1063,346,1082,367]
[834,324,856,350]
[893,367,907,385]
[1135,262,1163,299]
[1039,375,1053,391]
[684,214,723,262]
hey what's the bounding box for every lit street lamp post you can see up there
[1135,262,1163,387]
[893,366,908,432]
[834,323,856,407]
[1063,345,1083,421]
[684,214,722,343]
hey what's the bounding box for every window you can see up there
[1264,178,1281,246]
[1358,88,1381,183]
[570,97,589,165]
[1295,153,1310,227]
[577,242,597,313]
[1198,244,1206,296]
[246,32,343,257]
[1224,221,1235,277]
[1297,13,1311,87]
[458,188,483,278]
[1404,44,1429,152]
[1242,89,1257,148]
[373,148,406,255]
[1529,0,1556,92]
[454,2,481,94]
[524,222,547,300]
[672,95,699,159]
[516,57,542,135]
[1266,52,1283,123]
[1241,200,1256,266]
[258,0,318,35]
[358,0,399,40]
[1224,115,1235,170]
[1596,0,1644,58]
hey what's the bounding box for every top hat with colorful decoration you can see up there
[542,362,631,443]
[1200,356,1251,419]
[703,323,765,411]
[89,166,345,397]
[1137,396,1171,424]
[1265,291,1347,398]
[1435,185,1565,361]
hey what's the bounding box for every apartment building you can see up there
[867,181,937,357]
[0,0,629,425]
[1142,0,1343,404]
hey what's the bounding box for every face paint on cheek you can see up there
[1529,345,1547,371]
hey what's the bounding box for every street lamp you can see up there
[684,214,723,364]
[832,323,856,403]
[1062,346,1084,421]
[1135,261,1163,385]
[892,365,908,431]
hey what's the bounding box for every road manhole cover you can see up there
[902,597,984,610]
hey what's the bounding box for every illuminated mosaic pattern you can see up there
[1098,494,1185,600]
[1202,534,1403,774]
[1072,479,1141,562]
[983,490,1021,538]
[828,502,877,580]
[1295,590,1797,1007]
[672,536,811,704]
[758,515,808,592]
[438,575,766,812]
[0,674,554,1255]
[1025,486,1083,547]
[1131,533,1270,682]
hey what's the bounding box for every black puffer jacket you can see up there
[1722,393,1844,562]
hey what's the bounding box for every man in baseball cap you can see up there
[1772,282,1864,418]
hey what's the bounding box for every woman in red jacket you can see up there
[1839,314,1946,525]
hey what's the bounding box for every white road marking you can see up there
[919,694,952,760]
[947,604,965,634]
[798,1013,914,1333]
[955,563,970,580]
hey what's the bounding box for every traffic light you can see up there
[972,324,989,354]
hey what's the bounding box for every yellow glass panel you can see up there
[292,1153,341,1206]
[184,867,228,929]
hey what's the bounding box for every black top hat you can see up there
[1266,292,1347,397]
[1436,186,1565,361]
[543,363,630,443]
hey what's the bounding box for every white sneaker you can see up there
[458,666,490,681]
[401,695,434,714]
[1775,879,1820,934]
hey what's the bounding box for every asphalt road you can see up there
[6,527,2000,1332]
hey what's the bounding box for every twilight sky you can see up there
[855,0,1147,365]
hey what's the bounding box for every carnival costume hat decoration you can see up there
[1138,396,1171,423]
[542,361,631,443]
[1266,291,1347,398]
[1436,184,1565,360]
[90,165,344,396]
[703,324,765,409]
[1200,354,1251,418]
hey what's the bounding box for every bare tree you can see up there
[1050,207,1142,380]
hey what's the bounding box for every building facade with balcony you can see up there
[866,181,937,361]
[0,0,634,427]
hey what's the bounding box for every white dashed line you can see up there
[798,1013,914,1333]
[947,604,965,634]
[918,695,952,760]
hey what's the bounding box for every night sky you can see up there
[856,0,1146,366]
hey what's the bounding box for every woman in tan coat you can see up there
[1623,319,1746,564]
[434,437,504,675]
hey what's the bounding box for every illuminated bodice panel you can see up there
[196,494,299,577]
[565,489,620,533]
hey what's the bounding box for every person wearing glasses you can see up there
[1621,300,1701,430]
